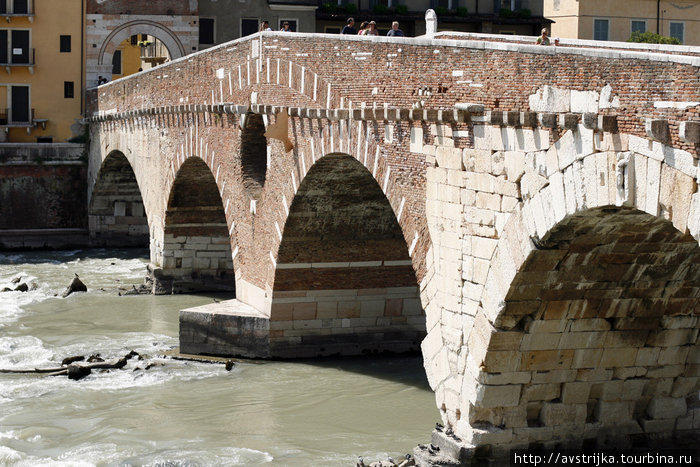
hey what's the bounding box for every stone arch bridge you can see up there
[86,31,700,458]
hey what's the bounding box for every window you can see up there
[12,0,27,14]
[64,81,74,99]
[60,35,71,53]
[241,18,258,37]
[630,20,646,34]
[594,18,609,41]
[112,50,121,75]
[0,29,31,64]
[10,85,29,123]
[199,18,215,44]
[669,22,684,44]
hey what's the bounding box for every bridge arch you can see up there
[269,153,426,357]
[457,149,700,449]
[157,157,235,294]
[88,151,149,247]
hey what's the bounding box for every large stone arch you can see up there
[456,146,700,451]
[88,151,149,247]
[155,157,235,294]
[268,153,426,358]
[87,19,190,87]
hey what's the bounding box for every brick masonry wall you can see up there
[88,32,700,451]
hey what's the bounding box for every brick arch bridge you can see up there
[86,31,700,457]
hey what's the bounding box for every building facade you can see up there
[317,0,550,37]
[0,0,84,143]
[86,0,199,88]
[544,0,700,45]
[198,0,318,47]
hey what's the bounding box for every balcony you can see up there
[139,42,168,66]
[0,0,34,22]
[1,48,35,74]
[0,108,47,133]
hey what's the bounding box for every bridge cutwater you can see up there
[86,29,700,462]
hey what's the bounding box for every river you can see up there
[0,249,437,466]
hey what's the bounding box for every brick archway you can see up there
[88,151,148,247]
[155,157,235,294]
[268,153,426,357]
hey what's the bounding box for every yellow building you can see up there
[544,0,700,45]
[0,0,84,143]
[111,34,171,81]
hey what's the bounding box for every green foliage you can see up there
[499,7,513,17]
[456,6,468,16]
[434,6,449,15]
[628,31,681,45]
[345,3,357,14]
[68,125,89,144]
[320,2,338,13]
[372,3,387,14]
[395,4,408,14]
[515,8,530,18]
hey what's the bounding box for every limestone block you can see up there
[473,124,491,150]
[571,348,603,369]
[529,86,570,113]
[513,426,553,443]
[594,401,634,424]
[520,350,574,371]
[113,201,127,217]
[562,166,577,215]
[562,382,591,404]
[646,397,687,420]
[570,90,599,113]
[520,172,549,201]
[560,331,607,350]
[575,368,612,382]
[470,383,522,408]
[676,414,694,431]
[481,351,521,373]
[679,121,700,144]
[582,154,598,209]
[600,347,637,367]
[613,367,646,379]
[464,425,514,445]
[644,158,661,216]
[621,379,646,400]
[659,164,695,233]
[520,333,561,351]
[541,402,587,426]
[641,418,675,433]
[523,383,561,401]
[478,371,532,386]
[672,377,700,398]
[410,127,424,153]
[599,84,620,109]
[464,149,492,173]
[645,119,670,143]
[539,113,558,128]
[647,365,685,379]
[658,346,690,365]
[501,196,519,212]
[464,172,496,193]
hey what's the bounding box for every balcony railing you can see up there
[0,0,35,19]
[0,107,37,126]
[1,48,35,73]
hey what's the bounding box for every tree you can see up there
[628,31,681,45]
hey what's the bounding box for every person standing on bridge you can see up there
[365,21,379,36]
[260,20,272,32]
[536,28,550,45]
[357,21,369,35]
[341,17,357,34]
[281,22,292,32]
[387,21,404,37]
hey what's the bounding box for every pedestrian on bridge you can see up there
[387,21,404,37]
[341,17,357,34]
[536,28,550,45]
[281,22,292,32]
[260,20,272,32]
[365,21,379,36]
[357,21,369,35]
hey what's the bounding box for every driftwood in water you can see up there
[0,352,138,380]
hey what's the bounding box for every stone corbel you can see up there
[615,151,635,207]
